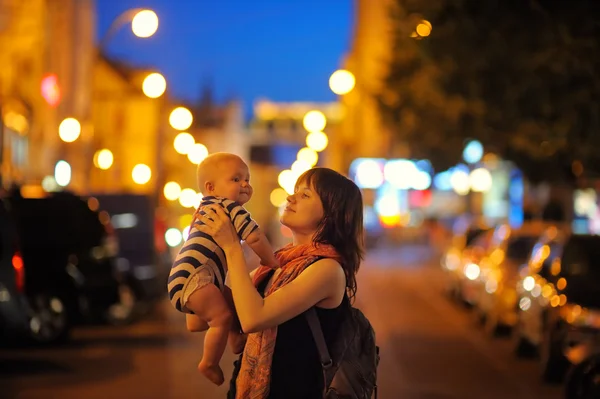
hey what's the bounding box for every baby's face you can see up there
[211,158,253,204]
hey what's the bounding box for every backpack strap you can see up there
[303,255,335,370]
[305,307,334,369]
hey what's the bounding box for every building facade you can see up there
[0,0,95,191]
[330,0,398,174]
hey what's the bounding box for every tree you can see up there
[378,0,600,184]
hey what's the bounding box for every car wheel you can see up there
[512,313,537,357]
[105,284,137,325]
[539,324,569,383]
[484,307,511,337]
[26,291,71,345]
[564,355,600,399]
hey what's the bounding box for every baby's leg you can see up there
[222,286,246,354]
[185,283,232,386]
[186,314,209,333]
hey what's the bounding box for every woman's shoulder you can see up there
[305,257,346,285]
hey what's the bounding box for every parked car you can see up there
[93,194,170,304]
[514,231,600,383]
[565,353,600,399]
[0,198,31,342]
[1,190,129,344]
[473,222,546,335]
[441,223,492,303]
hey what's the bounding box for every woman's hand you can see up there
[196,205,241,251]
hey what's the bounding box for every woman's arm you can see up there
[196,205,346,333]
[226,244,345,333]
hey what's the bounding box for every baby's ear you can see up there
[204,181,214,193]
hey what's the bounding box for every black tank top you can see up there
[229,269,346,399]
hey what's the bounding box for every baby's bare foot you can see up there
[198,361,224,386]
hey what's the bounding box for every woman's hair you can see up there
[297,167,364,301]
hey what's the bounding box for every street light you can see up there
[163,181,182,201]
[58,117,81,142]
[94,149,114,170]
[169,107,193,131]
[54,160,72,187]
[173,132,195,154]
[297,147,319,167]
[132,163,152,185]
[306,131,329,152]
[131,10,159,38]
[100,8,159,49]
[142,72,167,98]
[302,110,327,133]
[329,69,355,95]
[187,143,209,164]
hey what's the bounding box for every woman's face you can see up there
[280,180,324,234]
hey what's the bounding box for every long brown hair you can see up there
[297,168,364,301]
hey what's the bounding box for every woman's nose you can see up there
[286,194,295,203]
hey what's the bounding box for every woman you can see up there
[196,167,364,399]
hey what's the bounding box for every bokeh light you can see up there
[132,164,151,185]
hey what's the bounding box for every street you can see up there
[1,246,563,399]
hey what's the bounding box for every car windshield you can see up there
[560,235,600,308]
[506,236,537,261]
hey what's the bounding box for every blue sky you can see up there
[96,0,354,116]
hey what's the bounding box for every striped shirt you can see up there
[167,196,259,313]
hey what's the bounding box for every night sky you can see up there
[96,0,353,117]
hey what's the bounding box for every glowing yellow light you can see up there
[179,188,198,208]
[270,188,289,207]
[306,131,329,152]
[329,69,355,95]
[163,181,182,201]
[58,117,81,143]
[142,72,166,98]
[469,168,493,192]
[173,132,195,154]
[54,160,71,187]
[302,110,326,133]
[559,294,567,306]
[94,149,114,170]
[297,147,318,167]
[291,159,311,175]
[169,107,193,131]
[132,164,151,185]
[416,21,432,37]
[187,143,209,164]
[556,277,567,291]
[165,228,182,247]
[131,9,159,38]
[380,214,401,228]
[450,169,470,195]
[278,169,297,195]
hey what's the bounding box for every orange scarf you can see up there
[235,242,341,399]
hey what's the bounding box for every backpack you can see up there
[305,260,380,399]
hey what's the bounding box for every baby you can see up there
[167,152,278,385]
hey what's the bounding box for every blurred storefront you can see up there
[0,0,95,190]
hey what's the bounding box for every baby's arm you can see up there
[245,228,278,269]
